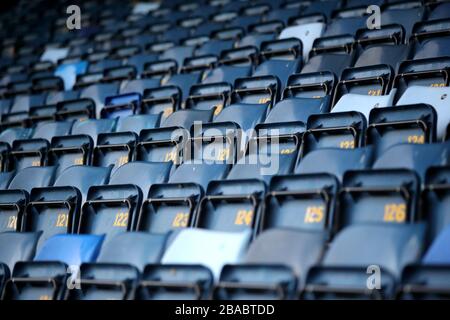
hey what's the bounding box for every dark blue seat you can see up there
[66,232,169,300]
[48,119,116,175]
[1,234,104,300]
[0,231,41,296]
[93,115,160,174]
[185,82,232,117]
[367,104,437,157]
[301,111,367,156]
[296,146,374,182]
[192,102,267,164]
[304,223,426,299]
[373,142,450,180]
[354,25,410,71]
[78,162,172,241]
[137,162,229,234]
[301,35,355,77]
[215,228,327,299]
[80,83,120,119]
[10,121,73,170]
[136,109,214,164]
[21,165,111,250]
[338,169,420,228]
[0,166,57,233]
[412,19,450,59]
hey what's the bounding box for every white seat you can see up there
[397,86,450,140]
[161,229,251,280]
[332,89,397,121]
[40,47,69,64]
[279,22,326,61]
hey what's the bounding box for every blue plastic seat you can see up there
[0,231,41,288]
[137,109,214,164]
[304,223,426,299]
[0,166,58,233]
[1,233,106,300]
[137,162,229,234]
[161,229,251,281]
[93,114,160,174]
[78,162,172,241]
[66,232,169,300]
[373,142,449,180]
[10,121,73,170]
[296,147,374,181]
[215,229,327,299]
[301,35,354,77]
[367,104,437,157]
[21,165,111,250]
[338,169,420,228]
[80,83,119,118]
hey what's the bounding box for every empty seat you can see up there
[354,25,410,71]
[400,224,450,299]
[279,22,326,60]
[10,121,73,170]
[296,146,374,181]
[93,114,160,174]
[373,142,449,180]
[302,35,355,76]
[1,234,104,300]
[137,162,229,234]
[78,162,172,241]
[0,232,41,295]
[367,104,437,156]
[396,86,450,140]
[48,119,116,175]
[0,166,57,233]
[137,109,214,164]
[161,229,251,281]
[215,228,327,299]
[304,223,425,299]
[21,165,111,250]
[381,1,424,39]
[185,82,232,117]
[301,111,367,155]
[66,232,169,300]
[338,169,420,228]
[80,83,119,118]
[411,19,450,59]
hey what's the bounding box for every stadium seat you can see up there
[400,223,450,299]
[137,109,214,164]
[78,162,171,241]
[304,223,426,299]
[411,19,450,59]
[0,231,41,295]
[373,142,450,180]
[66,232,169,300]
[367,104,437,156]
[1,234,104,300]
[161,229,251,281]
[80,83,119,119]
[0,166,57,233]
[302,35,355,77]
[396,86,450,140]
[137,162,229,234]
[301,111,367,155]
[21,165,111,249]
[10,121,73,170]
[48,119,116,175]
[185,83,232,117]
[279,21,326,60]
[354,25,410,71]
[93,114,160,174]
[338,169,420,228]
[381,1,424,39]
[295,146,375,181]
[215,228,327,299]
